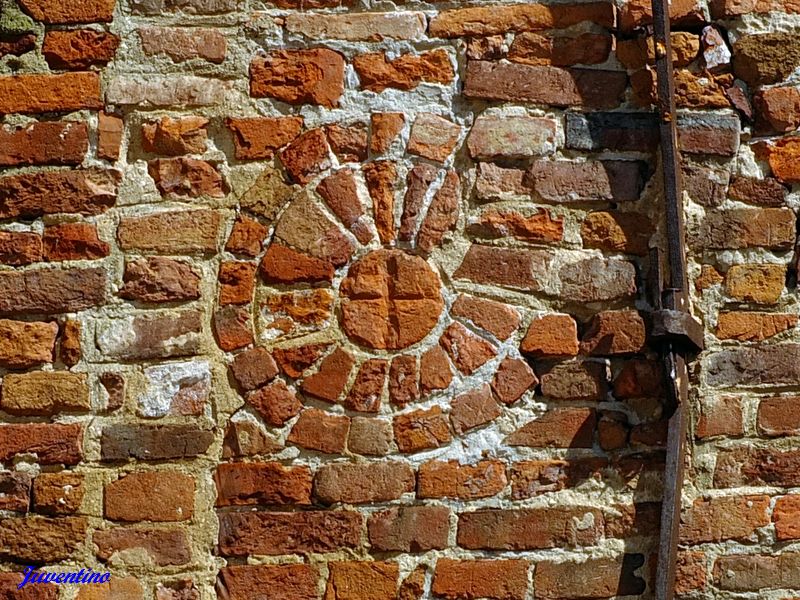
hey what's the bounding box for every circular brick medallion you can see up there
[339,249,443,350]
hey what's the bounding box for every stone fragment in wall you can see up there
[139,26,226,64]
[407,113,461,162]
[370,112,405,154]
[701,25,731,72]
[581,211,652,255]
[733,32,800,87]
[95,310,203,361]
[250,48,345,108]
[353,49,454,92]
[468,115,556,159]
[138,361,211,417]
[325,123,368,162]
[0,319,58,370]
[106,75,231,107]
[226,116,303,160]
[285,11,426,41]
[142,116,209,155]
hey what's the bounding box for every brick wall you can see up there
[0,0,798,598]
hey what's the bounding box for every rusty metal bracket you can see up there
[651,309,705,353]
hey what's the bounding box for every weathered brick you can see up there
[1,372,89,415]
[214,462,312,507]
[301,347,355,403]
[0,423,83,465]
[455,244,550,291]
[407,113,461,162]
[226,116,303,160]
[106,75,230,107]
[217,564,319,600]
[725,264,785,304]
[418,460,506,499]
[716,312,797,341]
[120,257,201,303]
[506,408,597,448]
[0,267,106,315]
[0,572,57,597]
[714,553,800,591]
[439,322,496,375]
[218,511,361,556]
[226,215,268,256]
[768,137,800,184]
[105,471,195,522]
[345,359,388,413]
[580,310,647,355]
[509,31,611,66]
[142,115,208,155]
[314,462,415,504]
[492,358,537,405]
[324,561,398,600]
[755,86,800,133]
[0,516,87,563]
[729,176,787,207]
[74,576,143,600]
[251,49,345,108]
[680,495,770,543]
[43,30,118,69]
[0,471,31,512]
[450,385,502,433]
[521,314,579,358]
[288,408,350,454]
[774,495,800,540]
[696,396,744,438]
[98,112,123,161]
[558,257,637,301]
[465,61,627,108]
[677,113,740,156]
[0,35,36,59]
[325,122,368,162]
[0,72,102,114]
[715,447,800,487]
[758,395,800,437]
[471,208,564,243]
[148,157,227,198]
[139,26,226,63]
[348,417,393,456]
[581,211,652,255]
[94,527,191,566]
[541,361,608,400]
[417,170,460,253]
[118,210,220,254]
[468,115,555,160]
[705,345,800,388]
[692,208,794,250]
[527,159,647,203]
[0,319,57,370]
[432,559,529,600]
[429,3,613,37]
[458,506,603,549]
[354,49,454,92]
[286,11,426,41]
[535,555,647,599]
[0,231,41,265]
[451,295,520,340]
[393,406,451,453]
[18,0,115,23]
[565,112,659,152]
[33,472,84,516]
[420,345,453,394]
[734,33,800,87]
[95,311,202,360]
[101,424,213,460]
[370,112,405,154]
[368,506,450,552]
[42,223,109,261]
[0,122,88,166]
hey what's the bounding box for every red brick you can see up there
[509,32,611,66]
[348,417,393,456]
[226,215,268,256]
[520,314,579,358]
[420,345,453,393]
[33,472,84,516]
[400,163,437,241]
[226,116,303,160]
[94,527,191,567]
[389,354,419,406]
[214,462,312,507]
[1,169,118,220]
[100,423,212,461]
[288,408,350,454]
[230,347,278,392]
[729,176,787,207]
[138,26,226,64]
[417,170,460,253]
[42,223,109,261]
[393,406,451,453]
[142,115,208,155]
[454,244,550,291]
[432,559,529,600]
[429,3,613,37]
[368,506,450,552]
[581,211,653,255]
[0,572,57,598]
[693,208,795,250]
[0,121,88,166]
[0,72,102,114]
[148,157,227,198]
[325,122,368,162]
[251,49,345,108]
[451,295,520,340]
[61,319,83,365]
[580,310,646,355]
[768,137,800,184]
[301,347,355,403]
[619,0,702,31]
[0,515,87,563]
[439,321,496,375]
[528,159,646,203]
[407,112,461,162]
[450,384,502,433]
[713,553,800,591]
[465,61,627,109]
[261,243,335,284]
[676,551,707,595]
[0,319,57,370]
[117,209,221,254]
[0,471,32,512]
[98,112,123,161]
[774,495,800,540]
[492,357,537,405]
[0,267,106,315]
[604,501,661,539]
[507,408,597,448]
[274,343,331,378]
[715,447,800,487]
[418,460,506,499]
[1,372,89,415]
[680,495,770,543]
[213,306,253,351]
[218,510,361,556]
[218,261,256,305]
[314,462,415,504]
[540,361,608,400]
[324,561,398,600]
[245,381,300,427]
[370,112,405,153]
[354,49,454,92]
[363,161,398,246]
[43,30,118,69]
[472,208,564,243]
[0,423,82,465]
[286,11,425,41]
[105,471,194,522]
[317,170,372,245]
[458,506,603,550]
[18,0,115,23]
[345,359,388,412]
[758,396,800,437]
[755,86,800,133]
[534,555,647,599]
[120,257,201,303]
[0,231,41,265]
[696,396,744,438]
[468,115,556,159]
[217,564,320,600]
